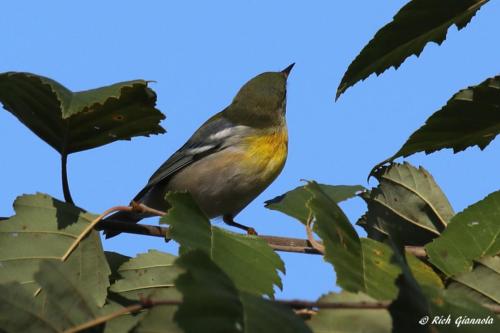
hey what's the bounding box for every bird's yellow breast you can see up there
[242,128,288,180]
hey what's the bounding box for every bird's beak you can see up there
[281,63,295,79]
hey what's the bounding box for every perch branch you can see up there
[0,210,428,259]
[95,218,427,258]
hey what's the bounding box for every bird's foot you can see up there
[223,215,258,235]
[246,227,258,236]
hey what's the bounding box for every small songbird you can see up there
[105,64,294,238]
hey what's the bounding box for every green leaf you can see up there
[307,181,443,299]
[306,182,372,294]
[98,291,181,333]
[388,254,432,333]
[407,254,444,289]
[425,287,500,333]
[265,183,364,224]
[109,250,183,301]
[163,192,212,254]
[388,236,499,333]
[426,190,500,276]
[0,72,165,154]
[132,305,181,333]
[239,295,310,333]
[0,193,110,306]
[0,259,179,333]
[336,0,490,99]
[161,192,285,298]
[363,167,500,307]
[175,250,243,333]
[361,162,454,246]
[35,261,101,326]
[307,292,391,333]
[0,283,61,333]
[105,251,131,283]
[102,303,145,333]
[449,256,500,305]
[0,261,104,333]
[379,76,500,166]
[393,282,500,333]
[174,250,311,333]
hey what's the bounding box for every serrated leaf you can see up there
[425,287,500,333]
[407,254,444,289]
[393,282,500,333]
[239,294,310,333]
[0,193,110,306]
[163,192,211,254]
[450,256,500,305]
[389,237,499,333]
[103,291,180,333]
[0,72,165,154]
[103,306,144,333]
[109,250,183,301]
[306,181,443,300]
[174,250,243,333]
[305,183,361,267]
[131,304,181,333]
[363,166,500,307]
[105,251,131,283]
[35,261,101,326]
[174,250,311,333]
[426,191,500,276]
[264,184,364,224]
[0,261,104,333]
[0,283,61,333]
[160,192,284,297]
[307,292,391,333]
[336,0,490,99]
[306,181,391,297]
[361,162,454,246]
[379,76,500,166]
[0,261,177,333]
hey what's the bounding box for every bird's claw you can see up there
[246,228,258,236]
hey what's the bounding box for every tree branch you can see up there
[0,213,427,258]
[64,297,500,333]
[95,219,427,258]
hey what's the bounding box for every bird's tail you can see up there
[102,210,143,239]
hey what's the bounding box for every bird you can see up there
[104,64,294,238]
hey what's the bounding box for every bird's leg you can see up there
[223,215,258,235]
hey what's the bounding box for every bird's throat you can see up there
[242,127,288,179]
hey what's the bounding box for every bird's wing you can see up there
[133,113,250,201]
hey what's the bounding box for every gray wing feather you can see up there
[133,114,235,201]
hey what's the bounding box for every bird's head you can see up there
[226,64,294,127]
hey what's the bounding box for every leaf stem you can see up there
[61,153,74,204]
[61,205,132,261]
[306,214,325,254]
[61,203,167,261]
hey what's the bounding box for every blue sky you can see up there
[1,1,499,300]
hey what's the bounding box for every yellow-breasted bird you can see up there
[104,64,294,238]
